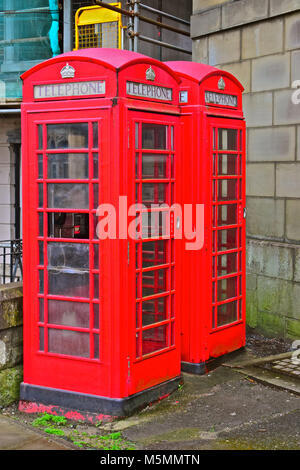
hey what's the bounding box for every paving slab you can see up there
[0,415,73,450]
[223,350,300,395]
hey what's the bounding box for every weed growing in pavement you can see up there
[31,412,135,450]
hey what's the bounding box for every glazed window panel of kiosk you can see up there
[48,153,89,179]
[212,125,243,328]
[37,120,100,360]
[135,119,175,358]
[46,123,89,149]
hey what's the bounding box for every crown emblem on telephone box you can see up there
[146,66,155,81]
[218,77,225,90]
[60,63,75,79]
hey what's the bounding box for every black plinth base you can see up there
[20,376,182,418]
[181,347,245,375]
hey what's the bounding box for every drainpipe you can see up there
[48,0,61,56]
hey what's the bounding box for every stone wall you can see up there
[0,282,23,406]
[192,0,300,339]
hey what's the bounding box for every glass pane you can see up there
[218,129,238,150]
[217,301,237,327]
[38,184,43,207]
[218,154,238,175]
[212,282,216,303]
[213,154,217,176]
[94,274,99,299]
[39,270,44,293]
[93,153,99,179]
[136,153,140,178]
[136,332,141,358]
[38,154,43,178]
[38,125,43,149]
[47,154,88,179]
[48,242,89,270]
[47,123,88,149]
[142,325,167,355]
[39,298,44,322]
[171,322,175,346]
[93,215,99,239]
[171,295,175,318]
[142,154,168,179]
[141,211,169,239]
[48,270,89,298]
[217,277,237,302]
[39,213,44,237]
[142,240,167,268]
[48,300,90,328]
[171,155,174,178]
[217,252,238,276]
[39,241,44,265]
[135,123,139,149]
[218,179,238,201]
[48,329,90,357]
[136,273,141,298]
[142,124,167,149]
[212,206,216,227]
[93,303,100,329]
[93,244,99,269]
[217,228,237,252]
[94,334,100,359]
[39,327,44,351]
[47,242,89,298]
[47,183,89,209]
[136,302,140,327]
[93,184,99,209]
[142,297,167,326]
[212,181,217,202]
[48,212,89,239]
[92,122,98,148]
[218,204,237,226]
[142,268,167,297]
[142,183,168,206]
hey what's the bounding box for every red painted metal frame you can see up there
[165,61,246,370]
[21,49,181,407]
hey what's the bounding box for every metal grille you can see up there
[78,21,119,49]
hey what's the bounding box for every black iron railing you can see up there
[0,239,23,284]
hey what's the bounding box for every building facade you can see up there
[192,0,300,340]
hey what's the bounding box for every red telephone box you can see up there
[20,48,182,417]
[165,61,246,374]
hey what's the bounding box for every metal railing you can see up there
[92,0,192,55]
[0,239,23,284]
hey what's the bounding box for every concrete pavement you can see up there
[0,344,299,450]
[0,414,73,450]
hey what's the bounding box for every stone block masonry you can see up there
[192,0,300,339]
[0,282,23,406]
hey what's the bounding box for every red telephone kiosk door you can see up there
[208,117,246,357]
[127,110,180,395]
